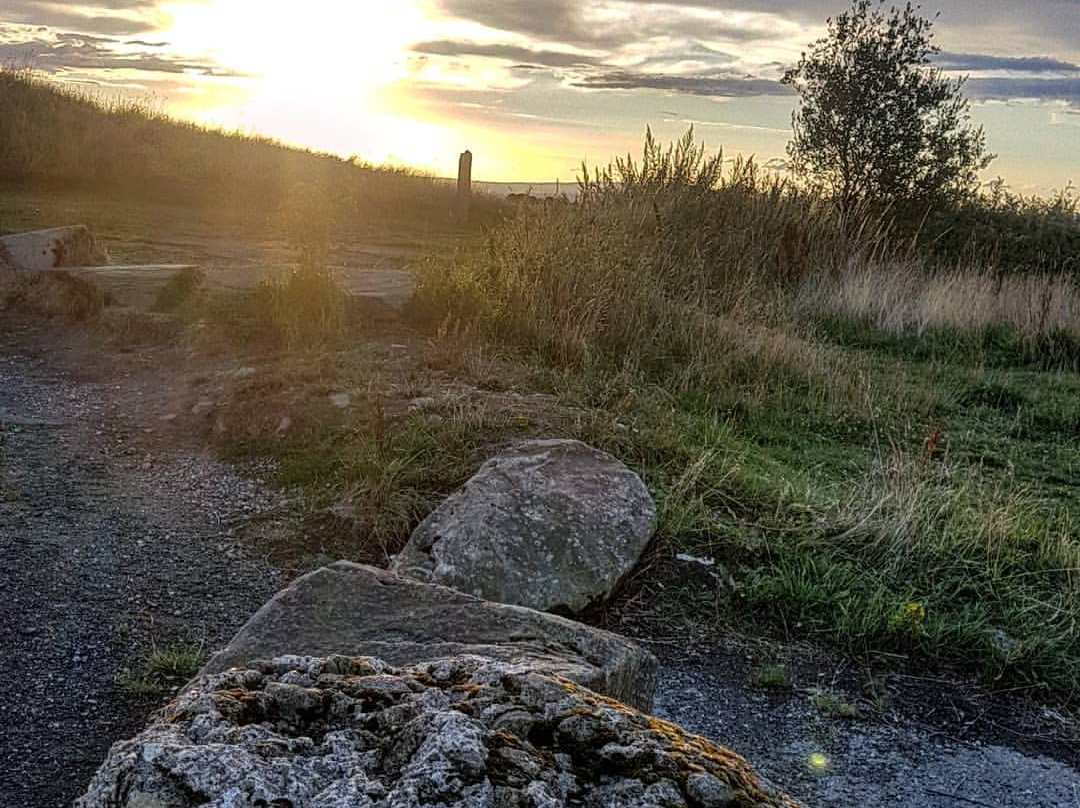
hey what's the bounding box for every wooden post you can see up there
[456,150,472,222]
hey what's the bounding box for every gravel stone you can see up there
[0,347,282,807]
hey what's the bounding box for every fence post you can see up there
[456,150,472,222]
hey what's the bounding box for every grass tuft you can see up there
[751,664,792,689]
[121,643,203,698]
[254,268,348,351]
[810,689,858,719]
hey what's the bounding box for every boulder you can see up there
[203,562,658,711]
[0,226,107,270]
[78,655,803,808]
[392,439,656,613]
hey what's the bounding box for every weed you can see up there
[254,268,347,350]
[751,664,792,689]
[121,642,203,698]
[143,645,202,681]
[120,676,164,698]
[152,267,205,312]
[810,689,858,719]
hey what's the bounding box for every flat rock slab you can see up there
[59,264,415,309]
[205,265,415,307]
[0,226,106,270]
[61,264,197,308]
[79,655,801,808]
[392,439,657,613]
[203,561,658,711]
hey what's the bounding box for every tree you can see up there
[782,1,993,217]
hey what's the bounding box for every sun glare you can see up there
[153,1,468,172]
[161,0,429,92]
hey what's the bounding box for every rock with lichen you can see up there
[78,655,802,808]
[203,562,658,712]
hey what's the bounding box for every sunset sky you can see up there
[1,0,1077,191]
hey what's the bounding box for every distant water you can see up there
[473,181,580,199]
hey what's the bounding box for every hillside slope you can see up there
[0,70,499,230]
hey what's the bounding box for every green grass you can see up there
[810,689,859,719]
[121,643,203,698]
[401,131,1080,697]
[211,314,1080,694]
[751,664,792,689]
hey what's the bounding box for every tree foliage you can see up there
[783,1,993,216]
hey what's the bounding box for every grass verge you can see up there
[402,131,1080,697]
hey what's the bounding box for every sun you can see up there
[159,0,431,99]
[153,1,469,172]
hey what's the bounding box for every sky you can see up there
[1,0,1077,190]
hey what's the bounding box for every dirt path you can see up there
[0,320,282,808]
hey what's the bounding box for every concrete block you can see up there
[0,226,107,270]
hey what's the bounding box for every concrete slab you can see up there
[1,226,107,270]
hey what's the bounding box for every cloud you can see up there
[433,0,586,44]
[432,0,803,47]
[571,69,790,98]
[411,40,601,69]
[0,25,241,77]
[967,77,1080,103]
[938,51,1080,73]
[0,0,163,35]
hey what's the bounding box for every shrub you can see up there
[152,268,206,312]
[254,267,347,350]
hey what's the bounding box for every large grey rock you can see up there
[78,655,803,808]
[203,562,658,711]
[0,225,106,270]
[392,439,656,613]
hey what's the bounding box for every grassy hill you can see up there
[0,69,502,233]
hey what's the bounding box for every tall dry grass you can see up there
[413,129,890,409]
[798,261,1080,341]
[254,268,348,350]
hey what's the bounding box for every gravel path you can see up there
[3,318,1078,808]
[0,332,282,808]
[655,662,1080,808]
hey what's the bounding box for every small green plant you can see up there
[887,601,928,638]
[121,643,203,698]
[144,644,202,681]
[120,675,165,698]
[810,688,858,719]
[751,664,792,689]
